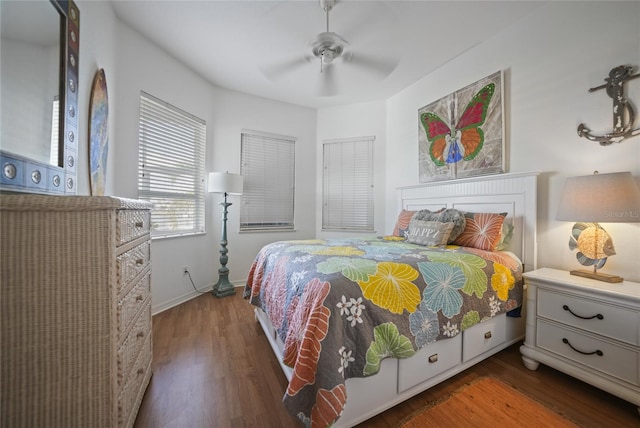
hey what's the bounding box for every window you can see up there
[138,91,206,239]
[240,130,295,231]
[322,136,374,232]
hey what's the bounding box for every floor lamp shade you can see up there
[208,172,243,195]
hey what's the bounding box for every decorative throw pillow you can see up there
[413,208,466,243]
[453,212,507,251]
[494,223,515,251]
[392,209,416,237]
[407,219,455,247]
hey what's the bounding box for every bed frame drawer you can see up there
[463,314,506,362]
[397,334,462,393]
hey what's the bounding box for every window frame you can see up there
[239,129,296,232]
[137,91,206,239]
[322,136,375,232]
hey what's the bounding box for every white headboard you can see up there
[398,171,538,272]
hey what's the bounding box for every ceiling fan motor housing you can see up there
[311,32,347,64]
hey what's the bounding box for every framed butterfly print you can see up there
[418,71,504,182]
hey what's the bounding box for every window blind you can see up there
[322,136,374,231]
[240,130,295,231]
[138,91,206,238]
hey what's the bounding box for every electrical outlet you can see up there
[183,265,189,274]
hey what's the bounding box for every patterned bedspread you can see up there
[243,237,523,427]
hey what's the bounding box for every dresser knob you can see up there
[428,354,438,363]
[484,331,492,339]
[136,295,144,301]
[136,258,144,265]
[137,331,145,338]
[135,221,144,228]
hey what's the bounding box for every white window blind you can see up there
[322,136,374,231]
[240,130,295,231]
[138,91,206,239]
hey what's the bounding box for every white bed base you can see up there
[255,171,539,427]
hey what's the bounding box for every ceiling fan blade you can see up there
[347,53,398,79]
[260,56,309,81]
[317,64,338,97]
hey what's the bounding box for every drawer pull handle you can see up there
[484,331,492,339]
[137,368,145,375]
[136,258,144,265]
[562,305,603,320]
[137,331,145,338]
[136,295,144,301]
[135,221,144,228]
[562,338,603,356]
[428,354,438,363]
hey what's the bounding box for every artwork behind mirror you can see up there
[0,0,79,195]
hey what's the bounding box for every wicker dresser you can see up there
[1,195,153,428]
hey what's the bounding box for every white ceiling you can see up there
[110,0,545,109]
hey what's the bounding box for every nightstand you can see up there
[519,268,639,411]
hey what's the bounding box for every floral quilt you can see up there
[243,237,523,427]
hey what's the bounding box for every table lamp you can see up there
[556,171,640,283]
[208,171,243,297]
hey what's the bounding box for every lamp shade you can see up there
[556,171,640,223]
[208,172,243,195]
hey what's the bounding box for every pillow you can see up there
[494,223,515,251]
[392,209,416,237]
[407,219,454,246]
[453,212,507,251]
[413,208,466,243]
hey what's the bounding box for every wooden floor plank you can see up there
[134,292,639,428]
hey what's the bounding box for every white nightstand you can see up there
[519,268,640,411]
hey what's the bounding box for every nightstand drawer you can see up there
[537,320,638,385]
[538,289,639,346]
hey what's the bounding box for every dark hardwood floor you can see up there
[134,292,638,428]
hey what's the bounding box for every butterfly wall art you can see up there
[418,71,504,182]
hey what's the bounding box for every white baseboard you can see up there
[152,281,245,315]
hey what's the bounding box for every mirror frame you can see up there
[0,0,79,195]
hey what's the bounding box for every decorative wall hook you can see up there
[577,65,640,146]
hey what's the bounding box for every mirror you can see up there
[0,0,79,194]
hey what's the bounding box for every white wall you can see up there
[73,1,640,315]
[76,1,316,313]
[316,100,387,237]
[76,1,118,196]
[381,1,640,281]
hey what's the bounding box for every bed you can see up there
[244,172,538,427]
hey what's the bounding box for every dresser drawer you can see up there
[118,272,151,339]
[538,289,639,346]
[117,209,150,245]
[117,300,152,388]
[463,314,506,362]
[117,241,151,292]
[118,334,152,427]
[398,334,461,393]
[537,319,638,385]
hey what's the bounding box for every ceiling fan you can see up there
[260,0,397,96]
[309,0,350,73]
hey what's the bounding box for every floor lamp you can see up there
[208,172,243,297]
